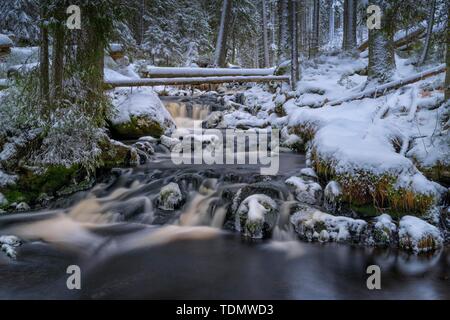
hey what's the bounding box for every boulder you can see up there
[369,214,397,246]
[0,192,7,207]
[290,204,367,243]
[110,87,175,139]
[157,182,183,211]
[235,194,278,239]
[202,111,223,129]
[323,181,343,214]
[0,235,22,259]
[399,215,443,253]
[285,176,322,205]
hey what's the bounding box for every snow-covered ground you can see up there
[222,53,448,216]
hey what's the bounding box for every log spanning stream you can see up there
[0,96,448,299]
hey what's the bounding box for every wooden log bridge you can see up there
[141,66,275,78]
[104,75,290,88]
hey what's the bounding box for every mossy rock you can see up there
[0,165,83,206]
[109,115,165,140]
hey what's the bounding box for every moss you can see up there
[418,162,450,187]
[0,165,82,205]
[109,115,164,140]
[311,149,435,216]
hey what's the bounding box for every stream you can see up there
[0,96,448,299]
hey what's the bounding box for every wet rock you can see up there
[285,176,322,205]
[231,181,287,213]
[323,181,343,214]
[98,135,139,168]
[366,214,397,246]
[15,202,30,211]
[160,135,180,151]
[399,216,443,253]
[300,168,318,181]
[202,111,223,129]
[134,140,155,155]
[235,194,278,239]
[157,182,184,211]
[290,204,367,243]
[0,235,22,259]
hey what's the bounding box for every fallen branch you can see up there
[326,64,446,106]
[141,67,275,78]
[104,75,290,88]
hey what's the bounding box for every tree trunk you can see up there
[342,0,356,50]
[39,1,50,110]
[445,1,450,100]
[278,0,289,62]
[214,0,233,67]
[311,0,320,57]
[52,6,65,101]
[262,0,270,67]
[329,0,335,45]
[419,0,436,65]
[368,0,397,84]
[290,0,299,88]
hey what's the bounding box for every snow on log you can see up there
[327,64,446,106]
[104,75,289,88]
[141,67,275,78]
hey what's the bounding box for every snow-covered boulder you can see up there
[300,168,318,181]
[235,194,278,239]
[157,182,183,211]
[366,214,397,246]
[15,202,30,211]
[0,34,13,56]
[0,235,21,259]
[110,87,176,139]
[290,204,367,243]
[399,216,443,253]
[323,181,343,213]
[160,135,180,151]
[285,176,323,205]
[202,111,223,129]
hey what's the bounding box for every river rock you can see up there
[323,181,343,214]
[398,216,443,253]
[109,87,176,139]
[285,176,322,205]
[157,182,183,211]
[231,181,287,214]
[367,214,397,246]
[300,168,318,181]
[290,204,367,243]
[15,202,30,211]
[160,135,180,150]
[202,111,223,129]
[0,235,22,259]
[235,194,278,239]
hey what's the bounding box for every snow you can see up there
[0,34,13,46]
[235,194,278,239]
[290,205,367,243]
[158,182,183,211]
[399,215,443,253]
[109,43,123,53]
[0,235,21,259]
[110,86,174,128]
[144,66,275,77]
[285,176,322,205]
[0,169,17,188]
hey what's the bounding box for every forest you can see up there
[0,0,449,300]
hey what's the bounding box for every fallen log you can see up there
[104,75,290,88]
[327,64,446,106]
[141,67,275,78]
[358,26,426,52]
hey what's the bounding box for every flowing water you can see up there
[0,97,448,299]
